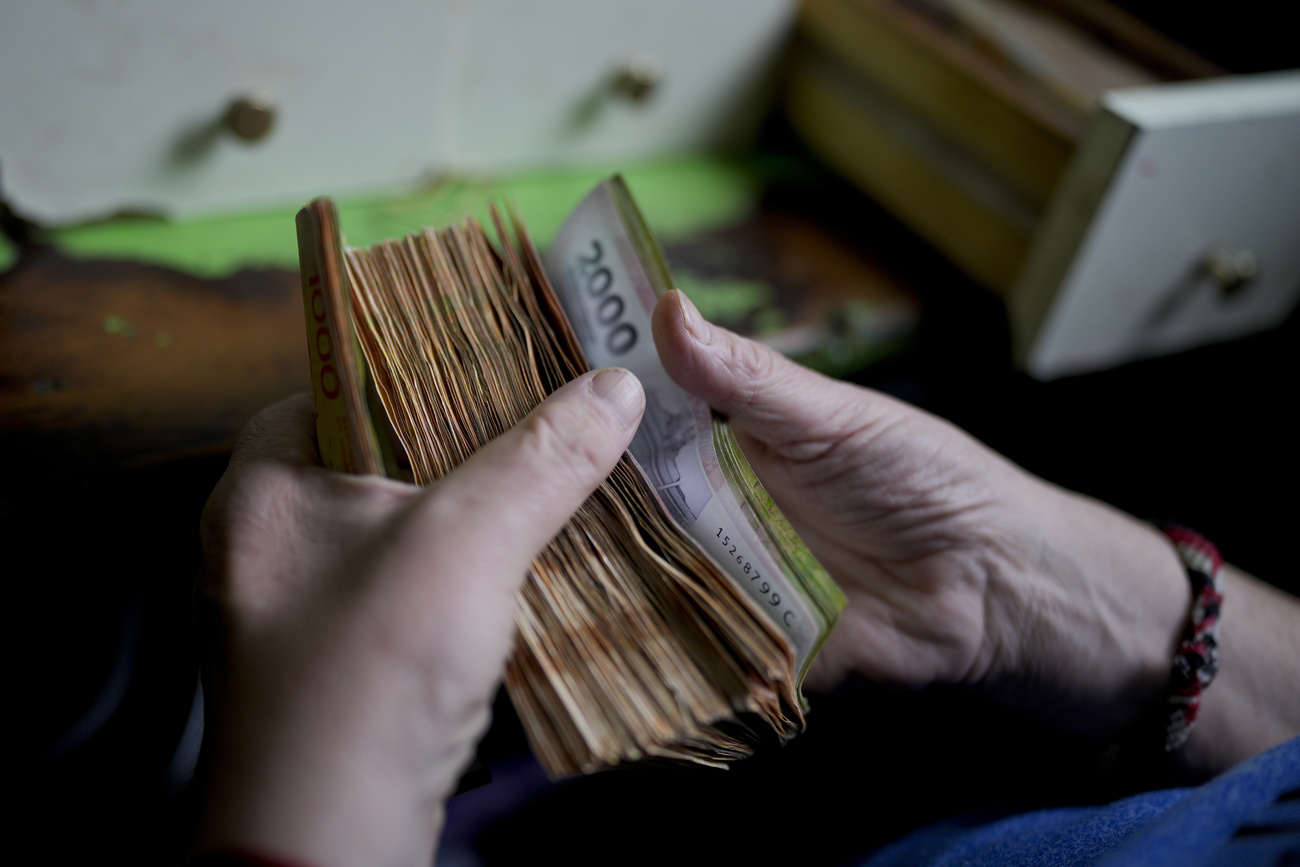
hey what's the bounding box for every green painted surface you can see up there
[47,157,763,278]
[673,272,777,326]
[0,233,14,272]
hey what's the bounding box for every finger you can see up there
[228,392,322,471]
[404,367,645,593]
[651,290,863,447]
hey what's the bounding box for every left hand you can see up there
[650,290,1300,775]
[196,368,644,867]
[650,290,1186,730]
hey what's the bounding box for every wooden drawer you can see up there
[785,0,1217,293]
[785,0,1300,378]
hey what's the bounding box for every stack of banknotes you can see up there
[295,177,844,776]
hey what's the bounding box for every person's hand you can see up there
[196,368,645,867]
[651,291,1193,736]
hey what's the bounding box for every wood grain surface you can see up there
[0,246,308,477]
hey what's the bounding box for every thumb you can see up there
[651,289,858,448]
[405,367,646,593]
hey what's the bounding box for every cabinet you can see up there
[0,0,793,222]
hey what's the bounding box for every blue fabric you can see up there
[862,736,1300,867]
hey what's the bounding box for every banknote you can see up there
[297,181,842,774]
[544,177,844,676]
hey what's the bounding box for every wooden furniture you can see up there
[786,0,1219,294]
[782,0,1300,379]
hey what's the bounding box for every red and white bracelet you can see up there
[1159,524,1225,752]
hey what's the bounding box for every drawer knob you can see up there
[224,94,276,143]
[1204,246,1258,296]
[612,54,662,103]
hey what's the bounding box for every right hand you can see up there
[651,290,1191,737]
[196,369,646,867]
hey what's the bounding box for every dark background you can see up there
[4,3,1297,863]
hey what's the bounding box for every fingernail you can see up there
[676,290,710,344]
[591,367,645,429]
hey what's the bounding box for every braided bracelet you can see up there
[1158,524,1225,752]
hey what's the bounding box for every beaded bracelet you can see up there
[1158,524,1225,752]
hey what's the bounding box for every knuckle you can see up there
[720,336,781,414]
[229,393,319,467]
[231,406,288,461]
[200,463,304,599]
